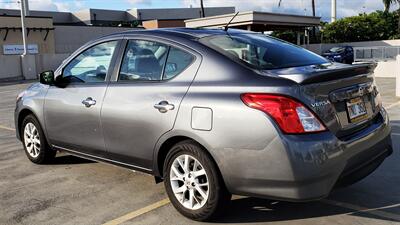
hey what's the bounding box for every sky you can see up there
[0,0,398,21]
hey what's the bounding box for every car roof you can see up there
[117,28,255,40]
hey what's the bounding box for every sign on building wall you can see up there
[3,44,39,55]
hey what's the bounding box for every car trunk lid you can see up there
[261,63,382,138]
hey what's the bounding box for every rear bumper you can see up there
[219,109,392,201]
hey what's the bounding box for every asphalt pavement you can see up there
[0,78,399,225]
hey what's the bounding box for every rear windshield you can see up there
[200,33,328,70]
[327,47,345,53]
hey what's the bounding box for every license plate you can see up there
[346,97,368,123]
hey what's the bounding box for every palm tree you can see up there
[383,0,400,12]
[382,0,400,32]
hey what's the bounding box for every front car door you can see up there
[101,37,201,170]
[44,39,122,156]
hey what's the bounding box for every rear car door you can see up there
[101,38,201,170]
[44,39,122,156]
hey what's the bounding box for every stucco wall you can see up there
[0,53,70,80]
[372,60,397,78]
[53,25,134,54]
[0,55,22,79]
[0,16,55,54]
[142,20,186,29]
[1,25,138,80]
[35,53,70,73]
[128,7,235,21]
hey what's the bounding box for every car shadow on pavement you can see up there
[47,154,96,165]
[215,197,399,223]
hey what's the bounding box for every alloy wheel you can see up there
[169,154,209,210]
[24,122,41,158]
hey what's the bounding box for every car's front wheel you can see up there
[21,115,56,164]
[164,140,231,221]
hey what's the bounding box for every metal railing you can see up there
[354,46,400,62]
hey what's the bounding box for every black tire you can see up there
[21,114,56,164]
[163,140,231,221]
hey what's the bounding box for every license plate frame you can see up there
[346,97,368,123]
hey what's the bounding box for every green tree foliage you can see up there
[321,11,399,43]
[270,30,299,44]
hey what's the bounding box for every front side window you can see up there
[119,40,168,81]
[63,41,118,83]
[200,34,328,70]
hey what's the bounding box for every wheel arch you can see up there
[153,133,227,188]
[17,108,44,140]
[154,135,191,177]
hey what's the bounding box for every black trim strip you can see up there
[53,145,153,174]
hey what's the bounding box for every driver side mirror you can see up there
[39,71,55,85]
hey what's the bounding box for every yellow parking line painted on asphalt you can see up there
[322,199,400,221]
[103,198,170,225]
[0,124,15,132]
[386,101,400,110]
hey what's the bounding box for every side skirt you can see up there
[52,145,153,174]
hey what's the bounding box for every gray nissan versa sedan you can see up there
[15,28,392,221]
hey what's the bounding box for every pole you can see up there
[24,0,30,16]
[311,0,315,17]
[396,55,400,97]
[311,0,316,43]
[20,0,28,56]
[297,32,301,46]
[331,0,336,23]
[200,0,205,18]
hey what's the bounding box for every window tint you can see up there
[119,40,168,81]
[63,41,118,83]
[201,34,328,70]
[164,47,194,80]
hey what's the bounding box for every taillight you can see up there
[241,93,326,134]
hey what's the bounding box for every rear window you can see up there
[200,34,328,70]
[327,47,345,53]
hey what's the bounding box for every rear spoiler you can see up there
[278,63,377,84]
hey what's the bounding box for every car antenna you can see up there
[224,12,239,32]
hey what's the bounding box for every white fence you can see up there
[354,46,400,62]
[304,39,400,55]
[304,40,400,78]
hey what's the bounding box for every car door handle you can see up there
[82,97,96,108]
[154,101,175,113]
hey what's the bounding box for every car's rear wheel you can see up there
[21,115,56,164]
[164,140,231,221]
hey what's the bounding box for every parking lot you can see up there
[0,78,399,225]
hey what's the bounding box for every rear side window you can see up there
[119,40,194,81]
[200,34,328,70]
[119,40,168,81]
[164,47,194,80]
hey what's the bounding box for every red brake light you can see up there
[241,93,326,134]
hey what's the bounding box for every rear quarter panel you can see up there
[155,48,301,190]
